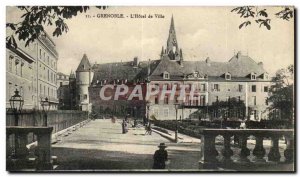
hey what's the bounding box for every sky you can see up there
[6,6,294,75]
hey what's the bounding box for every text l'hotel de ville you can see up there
[85,13,165,19]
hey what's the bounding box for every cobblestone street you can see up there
[52,119,201,171]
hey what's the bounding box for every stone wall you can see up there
[6,110,88,144]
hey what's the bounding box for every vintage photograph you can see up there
[5,6,295,172]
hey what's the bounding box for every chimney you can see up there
[205,57,211,66]
[237,51,242,59]
[133,57,139,67]
[179,48,184,67]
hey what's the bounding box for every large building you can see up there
[66,16,273,121]
[6,32,59,110]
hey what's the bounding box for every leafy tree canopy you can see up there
[268,65,294,120]
[6,6,107,48]
[231,6,293,30]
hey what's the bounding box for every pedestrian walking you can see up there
[153,143,168,169]
[145,122,152,135]
[122,119,128,134]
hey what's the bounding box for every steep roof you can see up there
[76,54,92,72]
[90,53,268,85]
[149,54,267,80]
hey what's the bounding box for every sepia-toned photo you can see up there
[5,6,295,172]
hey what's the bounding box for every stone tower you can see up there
[162,15,183,62]
[75,54,94,111]
[69,70,76,110]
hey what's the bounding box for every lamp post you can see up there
[9,89,25,159]
[41,97,50,127]
[174,103,180,143]
[146,100,151,125]
[9,89,24,126]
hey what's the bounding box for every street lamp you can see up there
[9,89,24,126]
[146,100,151,125]
[174,103,180,143]
[41,97,50,126]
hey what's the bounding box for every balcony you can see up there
[199,129,294,171]
[7,126,54,171]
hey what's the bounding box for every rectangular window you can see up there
[253,96,256,105]
[215,96,219,102]
[252,85,256,92]
[84,94,88,100]
[8,83,12,97]
[200,95,206,106]
[9,58,12,72]
[164,73,169,79]
[175,95,179,103]
[264,86,268,92]
[201,84,206,91]
[164,96,169,104]
[265,97,268,105]
[60,82,63,86]
[213,84,219,91]
[155,96,159,104]
[238,84,243,92]
[163,108,169,117]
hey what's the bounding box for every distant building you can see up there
[6,32,59,110]
[60,16,273,121]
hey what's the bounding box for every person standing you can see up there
[153,143,168,169]
[122,119,127,134]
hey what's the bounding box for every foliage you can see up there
[6,6,107,48]
[231,6,293,30]
[209,97,246,120]
[268,65,294,121]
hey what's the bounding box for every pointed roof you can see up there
[76,54,92,72]
[166,15,178,54]
[69,70,75,79]
[170,15,175,33]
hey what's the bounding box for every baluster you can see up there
[253,135,266,162]
[237,134,250,163]
[268,136,281,162]
[284,136,294,162]
[6,134,12,158]
[222,133,233,163]
[15,132,29,159]
[199,133,218,169]
[36,128,53,170]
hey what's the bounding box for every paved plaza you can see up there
[52,119,201,171]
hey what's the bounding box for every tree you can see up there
[231,6,294,30]
[268,65,294,122]
[209,97,246,121]
[6,6,107,48]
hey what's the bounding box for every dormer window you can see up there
[262,72,269,80]
[251,72,256,80]
[163,71,170,79]
[225,72,231,80]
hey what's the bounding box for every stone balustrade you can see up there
[7,126,53,171]
[198,129,294,170]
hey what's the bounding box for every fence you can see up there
[6,110,88,145]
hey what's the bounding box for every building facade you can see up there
[6,32,59,110]
[66,17,272,121]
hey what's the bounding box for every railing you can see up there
[199,129,294,170]
[7,126,53,171]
